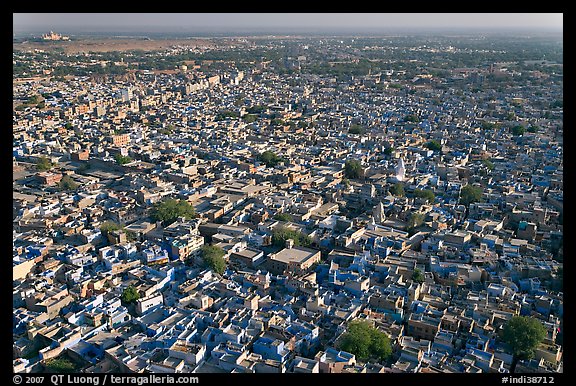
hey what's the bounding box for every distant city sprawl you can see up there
[13,31,562,374]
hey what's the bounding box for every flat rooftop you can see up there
[271,246,319,264]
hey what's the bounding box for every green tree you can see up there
[271,118,285,126]
[502,316,547,373]
[58,175,79,191]
[510,125,526,136]
[341,177,351,189]
[43,357,77,373]
[99,221,122,237]
[482,159,495,171]
[406,212,425,235]
[339,320,392,362]
[383,147,394,156]
[201,245,226,275]
[527,125,539,133]
[412,268,425,283]
[114,153,132,165]
[404,114,419,123]
[242,114,258,123]
[274,213,293,222]
[258,150,284,167]
[36,156,53,171]
[272,226,312,248]
[425,140,442,152]
[481,121,499,130]
[150,199,197,226]
[348,124,366,135]
[121,285,140,305]
[550,99,562,109]
[413,189,435,203]
[460,185,483,206]
[389,183,405,197]
[344,159,362,179]
[27,94,41,105]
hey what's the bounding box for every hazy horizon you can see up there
[13,13,563,37]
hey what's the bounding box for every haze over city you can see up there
[13,13,563,36]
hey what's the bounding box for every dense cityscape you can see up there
[13,25,563,375]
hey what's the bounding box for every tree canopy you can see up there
[404,114,419,123]
[43,357,77,373]
[150,199,197,226]
[510,125,526,136]
[425,140,442,152]
[339,319,392,362]
[389,182,405,197]
[121,285,140,305]
[242,114,258,123]
[406,212,425,235]
[459,185,483,206]
[348,124,366,135]
[201,245,226,275]
[58,175,79,191]
[258,150,284,168]
[114,154,132,165]
[482,159,495,171]
[413,188,435,203]
[273,213,294,222]
[412,268,425,283]
[502,316,547,371]
[272,226,312,248]
[344,159,363,179]
[99,220,122,236]
[36,156,54,171]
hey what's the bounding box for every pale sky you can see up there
[13,13,563,34]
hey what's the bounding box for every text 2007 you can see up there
[25,377,45,383]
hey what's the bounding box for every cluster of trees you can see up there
[303,58,375,80]
[215,109,240,121]
[15,94,46,111]
[43,357,78,373]
[150,199,197,226]
[201,245,227,275]
[271,226,312,248]
[481,121,500,130]
[246,105,267,114]
[99,221,137,241]
[339,320,392,362]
